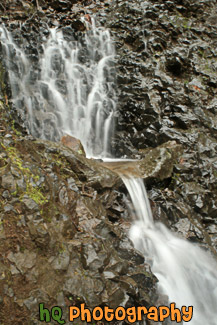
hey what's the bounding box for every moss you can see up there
[23,185,48,205]
[1,142,48,206]
[11,120,22,136]
[0,61,6,97]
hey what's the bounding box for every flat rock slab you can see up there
[102,160,141,178]
[102,141,183,181]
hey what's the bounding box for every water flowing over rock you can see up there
[0,131,157,323]
[0,18,116,158]
[102,141,183,180]
[0,0,217,324]
[123,176,217,325]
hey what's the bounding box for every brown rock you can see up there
[61,134,85,156]
[102,141,183,181]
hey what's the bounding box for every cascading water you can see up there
[1,18,217,324]
[123,177,217,324]
[0,18,116,158]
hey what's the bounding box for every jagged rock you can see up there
[22,195,39,211]
[0,132,157,323]
[1,174,16,192]
[50,250,70,270]
[7,251,37,274]
[35,138,120,189]
[51,0,72,11]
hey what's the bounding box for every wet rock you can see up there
[50,0,72,11]
[116,237,145,265]
[36,139,120,189]
[0,221,6,240]
[10,264,20,275]
[4,204,16,213]
[0,262,7,280]
[23,296,38,311]
[58,185,69,205]
[71,20,86,32]
[4,285,14,298]
[61,135,85,156]
[1,0,217,322]
[103,141,182,181]
[81,242,108,271]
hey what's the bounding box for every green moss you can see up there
[23,185,48,205]
[0,62,6,97]
[11,120,22,136]
[1,142,48,206]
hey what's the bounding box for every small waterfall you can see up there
[0,18,116,158]
[1,18,217,325]
[123,176,217,325]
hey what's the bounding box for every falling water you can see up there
[123,177,217,325]
[0,18,116,158]
[1,18,217,325]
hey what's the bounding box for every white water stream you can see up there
[123,177,217,324]
[1,19,217,324]
[0,18,116,158]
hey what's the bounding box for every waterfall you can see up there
[123,177,217,325]
[0,18,116,158]
[1,18,217,325]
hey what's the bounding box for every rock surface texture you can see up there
[0,0,217,323]
[106,0,217,253]
[0,104,158,324]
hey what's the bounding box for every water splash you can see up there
[122,176,217,324]
[0,18,116,158]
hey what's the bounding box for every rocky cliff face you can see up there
[0,0,217,323]
[105,0,217,253]
[0,95,159,323]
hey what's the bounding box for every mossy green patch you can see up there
[1,142,48,206]
[11,120,22,136]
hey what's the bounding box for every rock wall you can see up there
[0,101,158,323]
[104,0,217,253]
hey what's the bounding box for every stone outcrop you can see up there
[102,141,183,180]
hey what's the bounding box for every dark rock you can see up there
[51,0,73,12]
